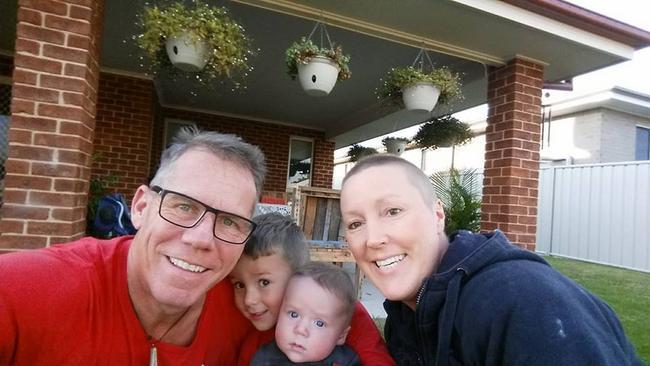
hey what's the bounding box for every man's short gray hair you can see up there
[150,126,266,198]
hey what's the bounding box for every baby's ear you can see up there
[336,325,351,345]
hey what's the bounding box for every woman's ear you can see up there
[336,325,351,346]
[130,185,151,230]
[434,199,446,234]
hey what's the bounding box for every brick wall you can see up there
[0,0,106,249]
[158,108,334,192]
[93,72,154,201]
[481,58,543,251]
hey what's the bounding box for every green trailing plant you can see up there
[136,1,253,85]
[347,144,378,162]
[285,37,351,81]
[430,168,482,235]
[376,66,462,106]
[412,114,473,150]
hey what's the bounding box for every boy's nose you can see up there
[244,287,260,306]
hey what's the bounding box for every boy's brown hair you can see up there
[244,212,309,270]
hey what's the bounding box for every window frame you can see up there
[286,136,314,190]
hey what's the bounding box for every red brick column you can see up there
[0,0,105,250]
[481,58,543,251]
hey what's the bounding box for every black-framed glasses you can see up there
[150,186,256,244]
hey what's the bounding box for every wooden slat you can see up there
[327,199,342,241]
[313,198,327,240]
[302,196,318,240]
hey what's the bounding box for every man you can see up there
[340,154,642,365]
[0,127,266,365]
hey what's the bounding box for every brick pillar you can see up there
[0,0,105,250]
[481,58,543,251]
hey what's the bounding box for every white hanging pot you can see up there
[401,82,441,112]
[165,32,211,72]
[298,56,340,96]
[384,140,408,155]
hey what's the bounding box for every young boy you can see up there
[229,213,394,366]
[251,262,359,365]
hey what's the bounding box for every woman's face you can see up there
[341,164,447,308]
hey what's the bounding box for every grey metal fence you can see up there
[536,161,650,272]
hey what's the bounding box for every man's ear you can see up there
[336,325,351,346]
[130,185,151,230]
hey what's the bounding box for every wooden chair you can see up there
[295,186,363,298]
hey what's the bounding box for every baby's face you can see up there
[274,276,350,363]
[229,253,293,331]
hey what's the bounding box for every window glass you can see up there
[287,138,313,188]
[635,126,650,161]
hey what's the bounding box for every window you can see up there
[636,126,650,161]
[164,119,196,148]
[287,137,313,189]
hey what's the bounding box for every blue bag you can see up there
[93,193,137,238]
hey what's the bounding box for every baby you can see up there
[251,262,359,365]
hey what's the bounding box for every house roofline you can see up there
[502,0,650,49]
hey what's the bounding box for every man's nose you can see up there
[183,212,216,250]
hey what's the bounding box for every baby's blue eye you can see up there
[288,311,299,318]
[314,320,325,328]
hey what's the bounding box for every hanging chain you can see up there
[410,47,435,73]
[306,21,334,51]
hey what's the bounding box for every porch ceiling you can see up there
[2,0,650,148]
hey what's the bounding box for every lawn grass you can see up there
[545,256,650,364]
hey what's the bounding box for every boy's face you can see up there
[229,253,293,331]
[275,276,350,363]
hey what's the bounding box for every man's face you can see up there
[275,276,350,363]
[128,148,257,311]
[341,164,447,308]
[229,253,293,331]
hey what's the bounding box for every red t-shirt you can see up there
[237,302,395,366]
[0,236,253,365]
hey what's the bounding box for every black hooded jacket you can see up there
[383,230,642,366]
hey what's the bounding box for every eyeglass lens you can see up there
[159,190,253,243]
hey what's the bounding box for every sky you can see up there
[335,1,650,156]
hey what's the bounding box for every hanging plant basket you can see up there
[347,144,378,162]
[136,1,253,86]
[286,23,351,96]
[165,32,210,72]
[412,114,473,149]
[298,55,340,96]
[376,49,463,112]
[382,137,410,155]
[401,82,441,113]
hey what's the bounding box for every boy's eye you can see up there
[288,311,299,319]
[387,208,401,216]
[259,279,270,287]
[314,319,326,328]
[232,282,244,290]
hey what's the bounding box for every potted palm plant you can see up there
[137,1,253,82]
[412,114,473,150]
[430,168,482,235]
[286,27,351,96]
[377,66,462,112]
[347,144,378,162]
[382,137,410,155]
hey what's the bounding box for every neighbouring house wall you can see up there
[543,109,604,164]
[155,109,334,193]
[600,109,650,162]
